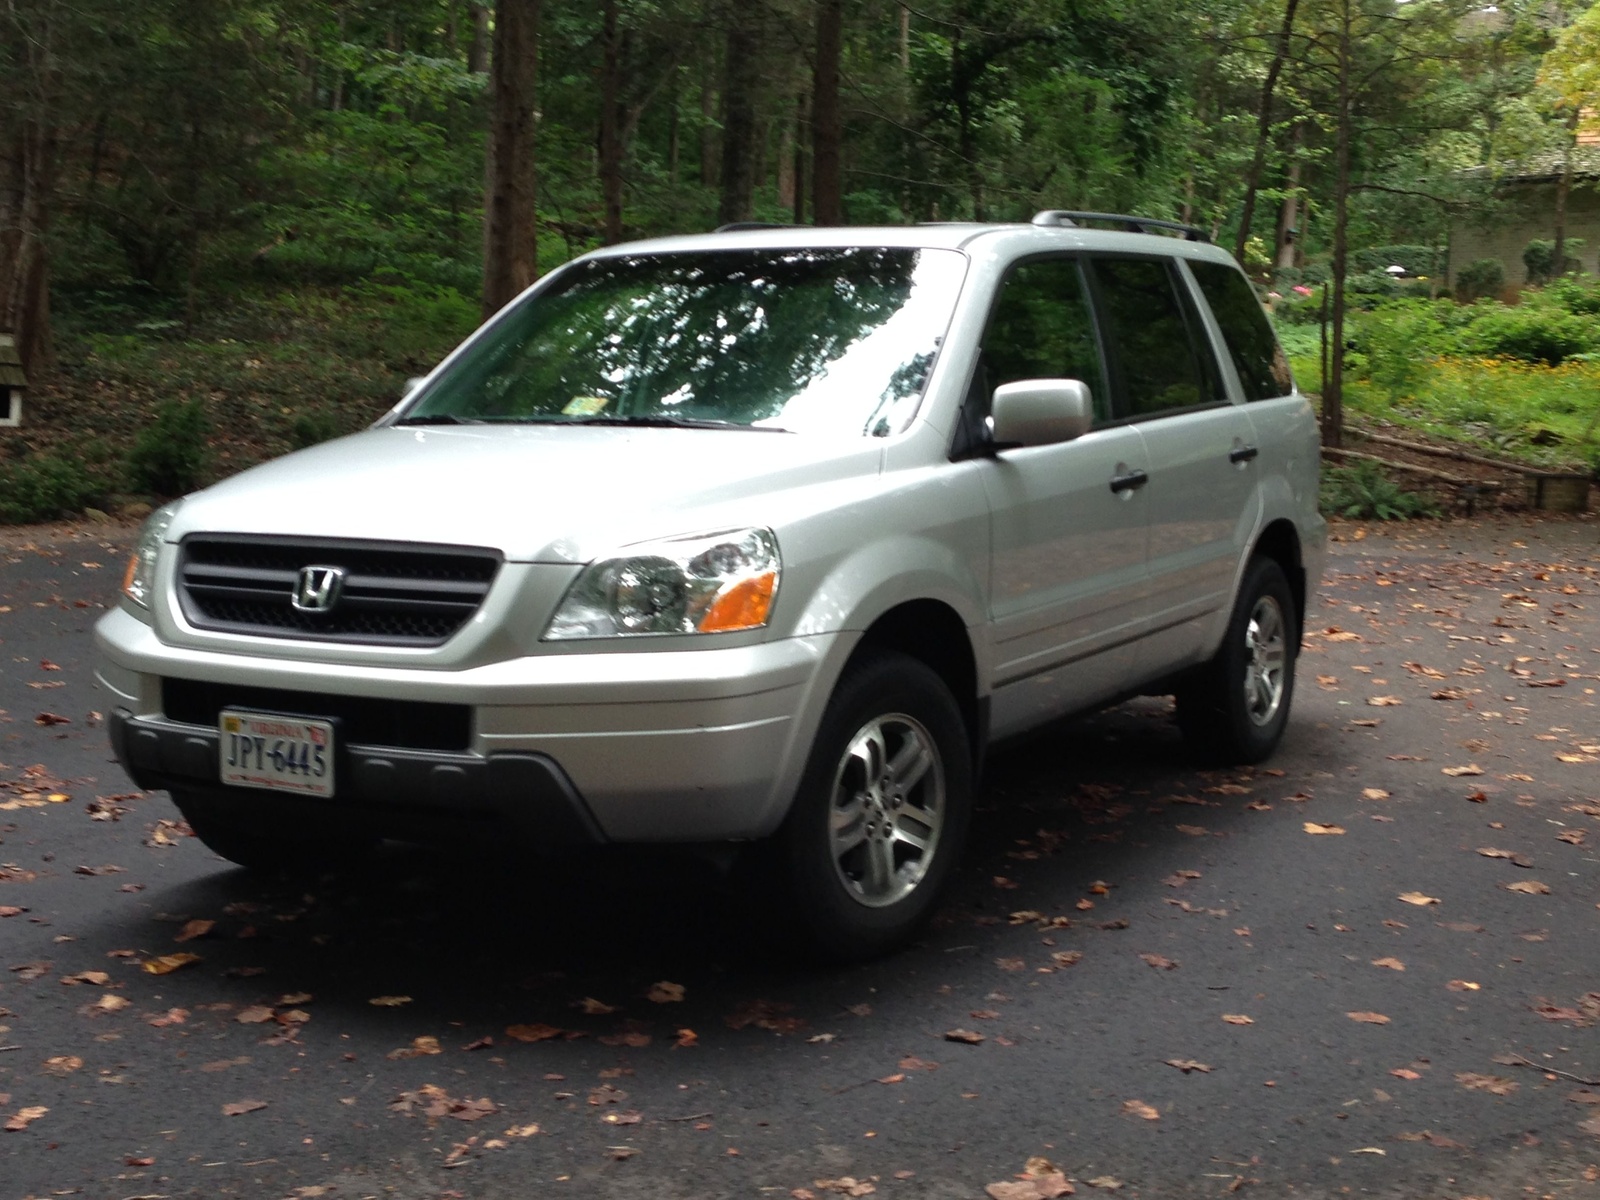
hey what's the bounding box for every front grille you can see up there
[178,535,501,646]
[163,678,471,752]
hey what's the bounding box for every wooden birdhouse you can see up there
[0,334,24,427]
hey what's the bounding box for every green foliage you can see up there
[1522,238,1585,285]
[125,399,210,496]
[287,410,345,450]
[0,442,119,523]
[1455,259,1506,303]
[1545,276,1600,315]
[1321,460,1441,521]
[1348,245,1444,277]
[1454,302,1598,366]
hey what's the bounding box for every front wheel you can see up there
[1176,556,1298,765]
[773,650,973,962]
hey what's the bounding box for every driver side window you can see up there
[982,258,1109,422]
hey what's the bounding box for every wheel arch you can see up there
[850,599,983,766]
[1250,518,1307,638]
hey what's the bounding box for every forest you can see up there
[1,0,1599,522]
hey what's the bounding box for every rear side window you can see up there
[982,258,1110,422]
[1189,261,1294,401]
[1089,257,1220,417]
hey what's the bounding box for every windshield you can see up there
[399,246,967,437]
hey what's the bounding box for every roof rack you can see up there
[1031,210,1210,243]
[713,221,795,233]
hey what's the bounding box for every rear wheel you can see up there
[773,650,972,961]
[1176,556,1298,765]
[171,790,375,873]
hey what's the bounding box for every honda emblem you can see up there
[291,565,346,613]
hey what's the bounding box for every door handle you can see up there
[1109,469,1149,494]
[1229,445,1260,464]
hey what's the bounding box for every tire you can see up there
[772,650,973,962]
[171,790,375,874]
[1175,556,1298,766]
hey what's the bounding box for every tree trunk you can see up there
[699,50,718,188]
[467,3,491,74]
[776,99,796,209]
[812,0,843,225]
[793,89,808,224]
[717,16,759,225]
[1274,125,1303,271]
[0,122,58,375]
[1234,0,1300,262]
[1553,115,1576,279]
[598,0,624,244]
[1324,1,1352,449]
[483,0,540,317]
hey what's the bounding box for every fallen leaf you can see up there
[675,1028,698,1048]
[42,1056,82,1076]
[1050,951,1083,968]
[505,1122,542,1137]
[1361,788,1390,800]
[1390,1068,1422,1081]
[818,1178,879,1198]
[59,970,110,986]
[1504,880,1551,895]
[1139,953,1178,970]
[505,1023,564,1043]
[995,957,1026,972]
[368,995,412,1007]
[1456,1072,1518,1096]
[34,712,70,726]
[1447,980,1481,992]
[944,1028,985,1044]
[1557,829,1587,845]
[1221,1014,1254,1025]
[1367,696,1403,707]
[1398,892,1440,906]
[90,993,130,1014]
[1304,822,1346,835]
[141,952,201,975]
[1087,1178,1123,1191]
[174,918,214,943]
[647,981,685,1003]
[387,1036,442,1060]
[4,1105,47,1131]
[1371,957,1406,971]
[875,1074,905,1086]
[1442,764,1484,777]
[577,997,620,1015]
[898,1056,939,1072]
[602,1109,642,1125]
[221,1099,268,1117]
[1175,824,1210,836]
[1165,1058,1212,1073]
[236,1005,275,1024]
[1347,1011,1391,1024]
[147,1007,189,1027]
[1122,1099,1160,1120]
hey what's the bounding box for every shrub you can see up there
[1522,238,1585,285]
[0,441,119,523]
[1544,275,1600,315]
[126,398,210,496]
[1455,259,1505,303]
[1321,459,1441,520]
[287,409,345,450]
[1349,300,1455,395]
[1454,304,1598,366]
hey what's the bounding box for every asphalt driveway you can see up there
[1,514,1598,1200]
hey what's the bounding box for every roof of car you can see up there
[583,223,1242,267]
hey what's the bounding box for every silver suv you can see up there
[97,212,1325,958]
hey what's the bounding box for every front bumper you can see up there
[95,606,849,843]
[108,707,606,846]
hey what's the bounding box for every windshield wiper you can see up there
[563,415,791,432]
[392,414,484,426]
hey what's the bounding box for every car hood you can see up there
[164,424,885,563]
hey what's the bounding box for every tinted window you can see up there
[404,247,966,437]
[982,258,1109,421]
[1089,257,1217,417]
[1190,261,1294,400]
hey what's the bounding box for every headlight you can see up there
[121,501,182,609]
[545,527,780,640]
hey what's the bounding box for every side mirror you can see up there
[990,379,1094,449]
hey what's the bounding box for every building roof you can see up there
[1465,145,1600,184]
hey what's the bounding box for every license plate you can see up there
[219,710,335,798]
